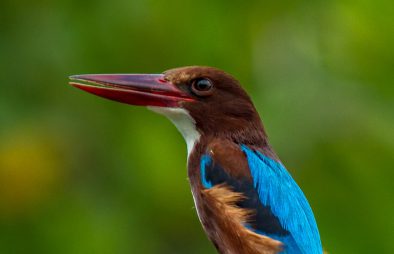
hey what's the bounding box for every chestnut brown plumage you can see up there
[69,66,323,254]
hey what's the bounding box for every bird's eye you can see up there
[191,78,214,96]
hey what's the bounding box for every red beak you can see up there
[69,74,194,107]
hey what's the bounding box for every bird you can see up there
[69,66,323,254]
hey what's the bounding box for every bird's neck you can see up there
[149,106,269,158]
[148,107,201,157]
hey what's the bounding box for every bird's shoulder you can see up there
[200,138,279,186]
[198,139,322,254]
[205,138,252,180]
[200,139,288,236]
[197,138,283,254]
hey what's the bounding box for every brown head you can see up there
[69,66,268,150]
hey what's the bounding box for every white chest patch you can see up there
[148,107,201,157]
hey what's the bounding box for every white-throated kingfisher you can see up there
[69,66,323,254]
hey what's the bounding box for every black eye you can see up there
[194,79,212,91]
[191,78,214,96]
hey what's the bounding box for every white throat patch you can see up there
[148,107,201,157]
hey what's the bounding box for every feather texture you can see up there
[199,144,322,253]
[241,145,322,254]
[202,185,283,254]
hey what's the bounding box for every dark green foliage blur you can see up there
[0,0,393,253]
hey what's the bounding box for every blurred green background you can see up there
[1,0,393,253]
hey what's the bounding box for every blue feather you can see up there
[241,145,322,254]
[200,155,213,188]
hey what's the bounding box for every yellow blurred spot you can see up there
[0,129,64,218]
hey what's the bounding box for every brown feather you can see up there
[201,185,282,254]
[164,66,269,147]
[207,139,252,180]
[163,66,287,253]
